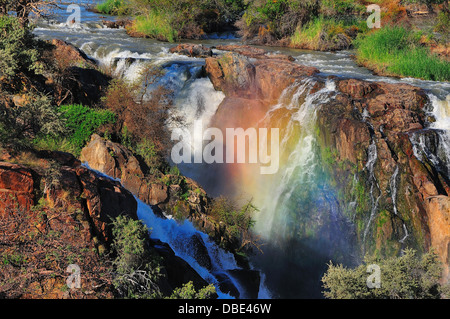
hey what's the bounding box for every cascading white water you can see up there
[252,79,337,242]
[82,164,271,299]
[136,199,240,299]
[389,165,409,243]
[411,93,450,178]
[362,139,382,246]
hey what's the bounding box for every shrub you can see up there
[96,0,131,15]
[32,104,116,155]
[0,15,45,92]
[58,104,116,154]
[135,138,160,172]
[434,10,449,35]
[322,248,450,299]
[168,281,216,299]
[239,0,321,40]
[111,215,162,298]
[102,66,177,169]
[132,11,178,42]
[209,196,259,251]
[1,94,65,150]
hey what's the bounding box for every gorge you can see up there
[0,0,448,299]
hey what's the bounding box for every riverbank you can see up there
[0,15,260,299]
[95,0,450,82]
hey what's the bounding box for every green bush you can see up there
[133,11,178,42]
[96,0,131,15]
[1,94,65,150]
[434,10,450,35]
[0,15,45,91]
[210,196,257,243]
[322,248,450,299]
[111,215,162,299]
[58,104,116,153]
[33,104,116,155]
[168,281,216,299]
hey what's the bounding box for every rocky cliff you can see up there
[80,134,247,262]
[201,45,450,283]
[0,149,211,298]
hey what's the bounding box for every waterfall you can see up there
[136,199,241,299]
[82,164,269,299]
[253,78,336,243]
[362,139,382,246]
[410,93,450,178]
[389,165,409,243]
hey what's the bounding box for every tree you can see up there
[0,15,45,90]
[321,249,450,299]
[0,94,65,150]
[0,0,59,26]
[209,196,262,253]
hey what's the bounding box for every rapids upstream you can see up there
[34,1,450,299]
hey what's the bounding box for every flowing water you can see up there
[35,1,450,299]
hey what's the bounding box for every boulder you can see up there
[205,52,318,102]
[227,269,261,299]
[50,39,96,66]
[169,44,213,58]
[212,271,240,298]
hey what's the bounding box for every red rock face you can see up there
[0,162,36,213]
[0,153,137,247]
[205,52,318,102]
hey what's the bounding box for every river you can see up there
[33,1,450,299]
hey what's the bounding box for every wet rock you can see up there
[424,195,450,282]
[50,39,96,66]
[227,269,260,299]
[213,271,240,298]
[102,19,131,29]
[151,237,214,296]
[187,233,212,270]
[169,44,213,58]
